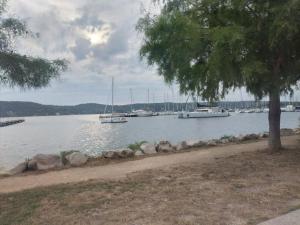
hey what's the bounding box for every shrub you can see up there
[128,141,147,152]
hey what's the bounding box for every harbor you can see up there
[1,112,299,170]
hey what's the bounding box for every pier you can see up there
[0,119,25,127]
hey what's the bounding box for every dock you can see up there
[0,119,25,127]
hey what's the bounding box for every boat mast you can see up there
[111,77,114,117]
[130,88,133,112]
[147,88,150,110]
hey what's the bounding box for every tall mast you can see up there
[130,88,133,112]
[147,88,150,110]
[111,77,114,115]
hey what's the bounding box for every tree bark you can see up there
[268,90,282,152]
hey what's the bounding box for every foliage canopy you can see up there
[0,0,67,89]
[138,0,300,101]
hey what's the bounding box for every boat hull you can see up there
[178,112,230,119]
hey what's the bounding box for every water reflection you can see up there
[0,113,299,169]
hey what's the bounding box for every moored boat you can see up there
[100,77,128,124]
[178,107,230,119]
[133,109,154,117]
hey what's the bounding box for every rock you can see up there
[157,141,175,153]
[31,154,63,171]
[280,128,295,136]
[294,128,300,134]
[220,136,238,143]
[66,152,88,167]
[207,140,218,147]
[102,151,119,159]
[241,134,259,141]
[176,141,189,151]
[60,150,80,165]
[220,138,230,144]
[9,162,27,175]
[117,149,134,158]
[186,140,206,148]
[259,132,269,138]
[134,150,144,156]
[228,136,240,143]
[27,159,38,171]
[140,143,157,155]
[158,140,171,145]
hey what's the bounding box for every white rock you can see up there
[102,151,119,159]
[176,141,189,151]
[207,140,218,147]
[31,154,63,171]
[140,143,157,155]
[186,140,206,148]
[134,150,144,156]
[117,149,135,158]
[66,152,88,167]
[259,132,269,138]
[157,141,174,153]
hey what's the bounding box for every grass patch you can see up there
[220,135,234,140]
[0,179,146,225]
[128,141,147,152]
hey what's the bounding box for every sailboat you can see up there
[100,77,128,124]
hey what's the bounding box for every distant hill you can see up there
[0,101,299,117]
[0,101,182,117]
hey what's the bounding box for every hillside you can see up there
[0,101,298,117]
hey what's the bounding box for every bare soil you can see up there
[0,135,300,225]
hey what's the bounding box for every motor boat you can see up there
[178,107,230,119]
[132,109,153,117]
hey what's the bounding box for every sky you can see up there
[0,0,299,105]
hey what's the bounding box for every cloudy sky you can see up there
[0,0,298,105]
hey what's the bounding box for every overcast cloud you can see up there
[0,0,298,105]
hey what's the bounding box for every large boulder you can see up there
[140,143,157,155]
[241,134,259,142]
[66,152,88,167]
[280,128,295,136]
[228,136,240,143]
[294,128,300,134]
[220,138,230,144]
[117,149,135,158]
[30,154,63,171]
[176,141,189,151]
[157,141,175,153]
[259,132,269,138]
[27,159,38,171]
[102,151,119,159]
[207,140,218,147]
[186,140,206,148]
[9,162,27,175]
[220,135,238,143]
[134,150,144,156]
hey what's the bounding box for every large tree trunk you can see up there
[268,90,282,152]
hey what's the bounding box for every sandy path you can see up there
[0,136,298,194]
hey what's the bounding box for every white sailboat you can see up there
[100,77,128,124]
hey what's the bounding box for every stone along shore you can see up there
[6,128,300,176]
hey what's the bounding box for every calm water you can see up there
[0,113,299,170]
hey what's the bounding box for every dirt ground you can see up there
[1,136,300,225]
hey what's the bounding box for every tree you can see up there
[138,0,300,152]
[0,0,67,89]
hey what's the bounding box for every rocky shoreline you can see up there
[5,128,300,176]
